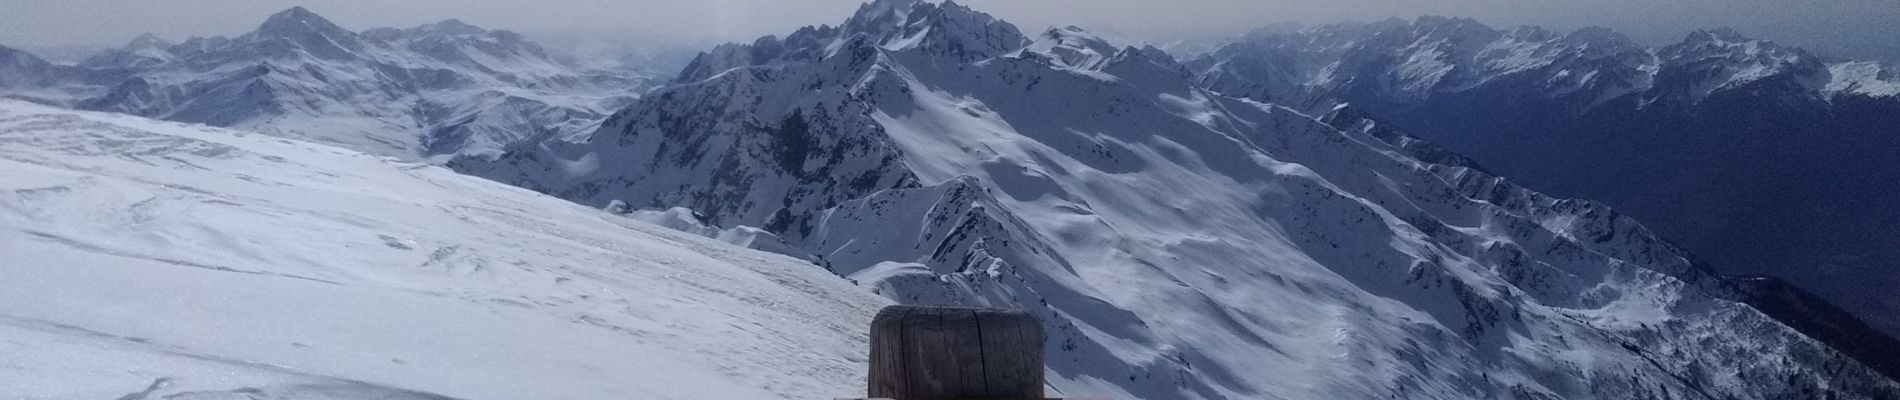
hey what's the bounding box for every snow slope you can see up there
[0,100,889,399]
[457,1,1900,398]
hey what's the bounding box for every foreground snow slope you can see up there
[0,100,888,399]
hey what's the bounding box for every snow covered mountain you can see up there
[0,99,890,399]
[0,7,664,160]
[1189,18,1900,339]
[455,1,1900,398]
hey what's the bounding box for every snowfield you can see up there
[0,100,889,399]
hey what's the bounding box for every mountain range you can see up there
[1187,17,1900,338]
[0,7,664,160]
[453,0,1900,398]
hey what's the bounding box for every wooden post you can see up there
[868,305,1046,400]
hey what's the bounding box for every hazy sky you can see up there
[3,0,1897,62]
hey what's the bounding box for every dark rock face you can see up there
[451,41,920,241]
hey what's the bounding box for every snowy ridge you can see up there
[1829,61,1900,97]
[457,1,1900,398]
[1022,26,1136,71]
[0,99,890,399]
[608,204,812,261]
[1191,18,1896,115]
[1189,17,1665,112]
[0,7,663,160]
[672,0,1025,84]
[1656,28,1829,104]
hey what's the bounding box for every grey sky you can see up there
[2,0,1897,62]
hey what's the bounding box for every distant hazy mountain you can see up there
[0,7,667,160]
[1189,17,1900,338]
[454,0,1900,398]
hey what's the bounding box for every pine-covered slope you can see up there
[0,7,663,160]
[1189,19,1900,338]
[455,1,1900,398]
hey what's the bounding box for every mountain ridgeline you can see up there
[454,0,1900,398]
[1187,18,1900,340]
[0,7,665,160]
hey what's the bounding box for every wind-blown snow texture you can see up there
[0,8,664,161]
[456,1,1900,398]
[1188,18,1900,339]
[0,100,890,399]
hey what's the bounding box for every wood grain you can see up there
[867,305,1044,399]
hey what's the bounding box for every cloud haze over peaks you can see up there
[1,0,1896,62]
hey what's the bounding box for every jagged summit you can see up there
[838,0,1026,61]
[841,0,926,32]
[1658,26,1826,99]
[242,6,369,61]
[1666,27,1810,59]
[1022,26,1124,69]
[672,0,1025,83]
[253,6,353,39]
[1016,25,1181,75]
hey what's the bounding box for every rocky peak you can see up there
[840,0,926,35]
[126,33,173,50]
[242,6,368,60]
[1662,27,1823,78]
[838,0,1027,62]
[1024,26,1122,69]
[418,19,486,36]
[254,7,353,40]
[673,0,1027,83]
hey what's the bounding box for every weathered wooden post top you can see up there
[865,305,1050,400]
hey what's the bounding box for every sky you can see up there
[2,0,1897,62]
